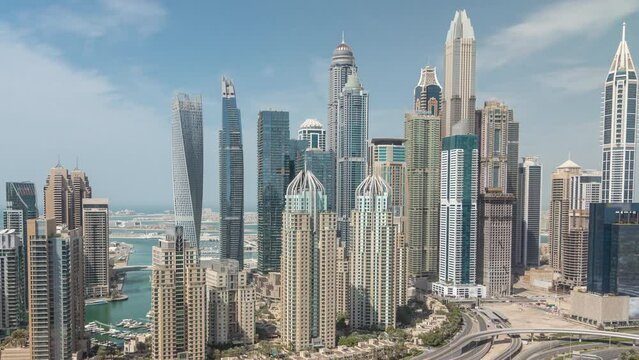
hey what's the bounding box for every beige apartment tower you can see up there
[404,112,440,281]
[549,160,582,272]
[206,259,255,345]
[27,218,85,360]
[83,198,110,298]
[151,227,206,360]
[71,167,92,229]
[477,190,515,297]
[367,138,407,306]
[44,163,92,230]
[43,165,73,228]
[561,170,601,287]
[349,175,396,330]
[281,170,337,351]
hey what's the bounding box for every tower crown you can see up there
[331,37,355,65]
[609,22,635,73]
[446,9,475,43]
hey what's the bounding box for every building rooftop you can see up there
[446,9,475,43]
[557,159,581,169]
[300,118,324,129]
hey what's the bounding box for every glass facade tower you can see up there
[257,110,290,273]
[171,94,203,250]
[336,73,369,246]
[219,77,245,268]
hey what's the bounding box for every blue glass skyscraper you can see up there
[257,110,290,273]
[587,202,639,295]
[171,94,203,250]
[219,77,244,268]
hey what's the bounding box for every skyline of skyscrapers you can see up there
[7,6,639,358]
[601,24,637,204]
[220,77,245,268]
[171,93,204,250]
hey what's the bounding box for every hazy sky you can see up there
[1,0,637,211]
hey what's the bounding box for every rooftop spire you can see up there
[341,31,345,44]
[609,22,635,73]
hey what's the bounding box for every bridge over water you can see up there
[112,265,151,274]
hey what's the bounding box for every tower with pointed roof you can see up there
[414,66,442,115]
[336,73,369,246]
[349,175,396,329]
[443,9,476,137]
[601,23,638,203]
[281,170,337,350]
[327,36,357,154]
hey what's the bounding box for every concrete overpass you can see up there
[452,328,639,351]
[423,327,639,360]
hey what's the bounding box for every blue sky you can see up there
[0,0,637,211]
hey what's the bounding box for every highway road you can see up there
[415,311,481,360]
[586,346,631,359]
[527,343,601,360]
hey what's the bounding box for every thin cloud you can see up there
[26,0,167,39]
[535,66,607,94]
[479,0,639,69]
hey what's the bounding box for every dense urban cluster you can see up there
[0,7,638,360]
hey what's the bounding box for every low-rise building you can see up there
[569,288,630,327]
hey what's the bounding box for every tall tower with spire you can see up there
[443,10,476,137]
[219,77,245,268]
[601,23,638,203]
[327,35,357,153]
[336,73,369,246]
